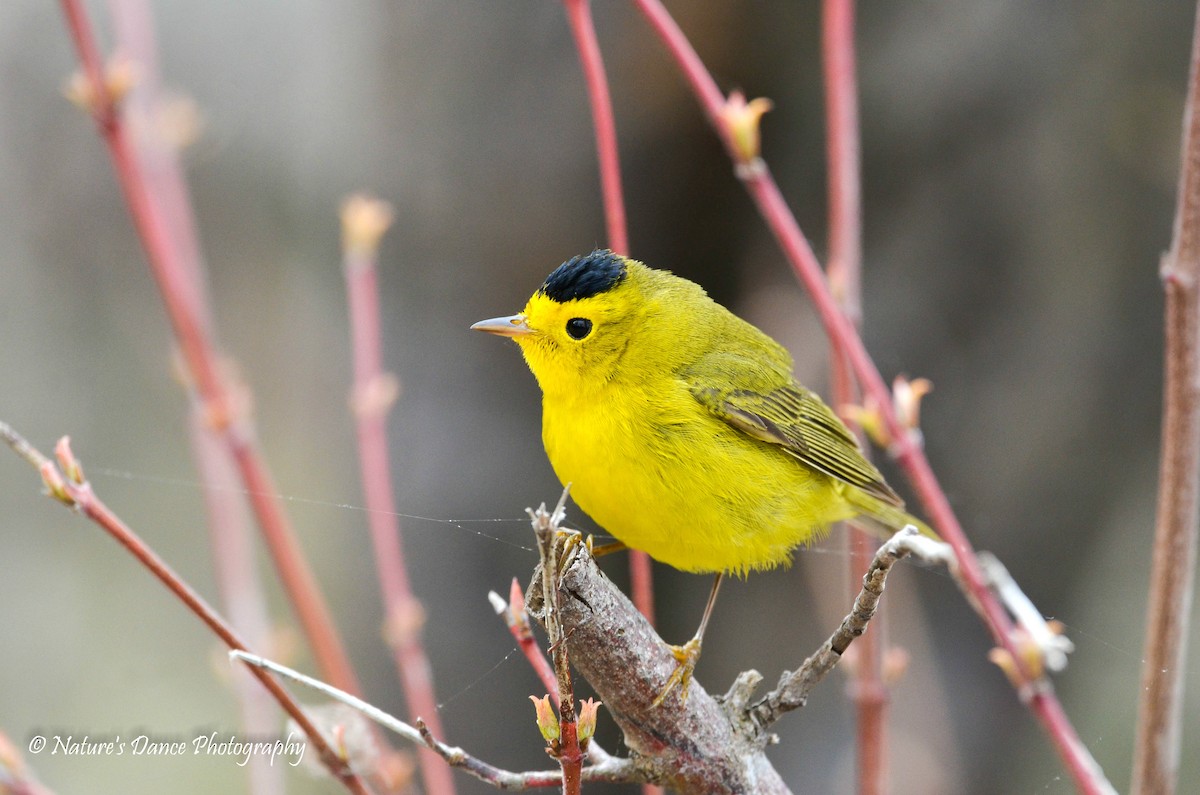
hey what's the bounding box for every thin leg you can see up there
[694,571,724,641]
[590,539,628,557]
[651,572,724,707]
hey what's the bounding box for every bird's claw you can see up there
[651,637,702,708]
[553,528,591,574]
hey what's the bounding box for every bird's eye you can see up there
[565,317,592,340]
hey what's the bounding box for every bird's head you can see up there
[473,250,696,398]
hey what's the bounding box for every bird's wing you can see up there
[684,357,903,507]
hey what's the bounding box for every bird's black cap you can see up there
[539,250,627,302]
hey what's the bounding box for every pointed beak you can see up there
[471,314,533,338]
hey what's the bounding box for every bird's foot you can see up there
[553,528,589,574]
[651,637,702,708]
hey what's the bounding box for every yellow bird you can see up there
[473,250,928,703]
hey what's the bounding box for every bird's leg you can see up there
[589,539,627,557]
[651,572,724,708]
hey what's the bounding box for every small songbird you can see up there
[473,250,928,704]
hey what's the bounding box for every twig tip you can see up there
[340,193,395,258]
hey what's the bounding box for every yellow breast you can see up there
[541,376,855,574]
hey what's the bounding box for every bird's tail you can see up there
[843,488,940,541]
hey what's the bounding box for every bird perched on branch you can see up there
[473,250,929,704]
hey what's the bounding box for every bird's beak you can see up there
[471,314,533,338]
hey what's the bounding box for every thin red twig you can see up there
[821,2,888,793]
[341,197,456,795]
[106,0,211,331]
[189,413,285,795]
[500,578,561,699]
[627,550,657,625]
[562,0,629,257]
[103,5,283,791]
[0,427,371,795]
[630,2,1112,792]
[58,0,362,697]
[823,0,862,327]
[0,731,58,795]
[1132,4,1200,793]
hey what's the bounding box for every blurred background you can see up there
[1,2,1197,793]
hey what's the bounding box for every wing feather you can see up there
[684,352,902,507]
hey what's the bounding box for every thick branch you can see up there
[525,544,791,794]
[522,528,941,794]
[1132,4,1200,794]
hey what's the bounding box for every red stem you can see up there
[521,633,562,701]
[58,0,362,698]
[343,242,456,795]
[525,647,562,703]
[234,442,363,692]
[105,4,282,790]
[0,432,370,794]
[631,2,1110,792]
[562,0,629,257]
[79,493,371,795]
[823,0,862,326]
[822,1,887,793]
[628,548,656,624]
[1132,4,1200,792]
[557,719,584,795]
[505,579,562,699]
[189,413,285,795]
[107,0,211,332]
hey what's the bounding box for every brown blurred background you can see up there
[1,2,1197,793]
